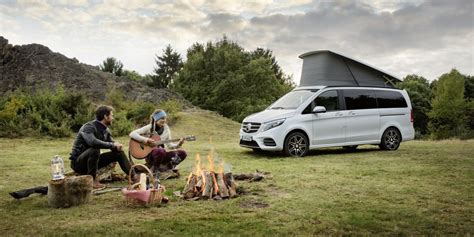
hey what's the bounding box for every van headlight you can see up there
[262,118,286,132]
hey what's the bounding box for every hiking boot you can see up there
[93,181,106,190]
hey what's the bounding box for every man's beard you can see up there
[105,120,112,126]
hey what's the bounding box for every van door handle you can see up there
[335,112,343,117]
[348,111,356,116]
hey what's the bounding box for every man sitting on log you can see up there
[69,105,132,189]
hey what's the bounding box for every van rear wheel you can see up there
[284,132,309,157]
[379,127,401,150]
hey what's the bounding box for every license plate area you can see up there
[241,135,253,141]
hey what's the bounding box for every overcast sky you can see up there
[1,0,473,84]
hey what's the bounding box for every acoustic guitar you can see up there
[129,134,196,159]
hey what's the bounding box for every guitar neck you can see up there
[154,138,181,145]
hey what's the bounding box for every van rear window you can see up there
[344,90,377,110]
[375,91,407,108]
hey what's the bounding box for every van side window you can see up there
[375,91,408,108]
[344,89,377,110]
[315,90,340,111]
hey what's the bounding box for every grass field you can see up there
[0,110,473,236]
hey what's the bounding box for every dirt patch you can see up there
[239,199,269,209]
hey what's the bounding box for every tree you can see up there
[464,75,474,100]
[463,75,474,133]
[251,48,295,87]
[428,69,467,139]
[99,57,123,76]
[152,45,183,88]
[397,74,432,136]
[173,37,294,121]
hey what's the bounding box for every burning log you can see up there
[201,171,213,199]
[183,174,198,199]
[181,153,237,200]
[181,170,236,200]
[224,173,237,198]
[215,173,229,198]
[211,172,219,196]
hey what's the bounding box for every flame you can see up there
[218,160,224,174]
[186,172,193,185]
[207,154,214,172]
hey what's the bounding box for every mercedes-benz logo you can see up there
[244,123,252,132]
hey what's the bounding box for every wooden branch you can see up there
[233,170,269,182]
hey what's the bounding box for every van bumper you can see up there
[239,128,285,151]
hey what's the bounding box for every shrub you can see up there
[110,110,134,137]
[0,87,94,138]
[126,102,156,125]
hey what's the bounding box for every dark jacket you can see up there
[69,120,115,161]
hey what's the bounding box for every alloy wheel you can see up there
[382,128,400,150]
[287,134,308,157]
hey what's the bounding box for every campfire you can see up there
[182,151,237,200]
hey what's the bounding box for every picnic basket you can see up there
[122,164,165,206]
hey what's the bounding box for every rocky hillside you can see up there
[0,36,190,105]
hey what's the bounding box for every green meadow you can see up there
[0,110,472,236]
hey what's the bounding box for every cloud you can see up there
[54,0,89,7]
[1,0,472,83]
[218,0,473,81]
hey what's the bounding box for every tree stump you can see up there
[47,175,93,208]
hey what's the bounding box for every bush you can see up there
[0,87,187,138]
[0,88,94,138]
[126,102,156,125]
[110,110,134,137]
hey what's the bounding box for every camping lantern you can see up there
[51,155,65,180]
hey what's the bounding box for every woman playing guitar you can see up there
[129,109,187,173]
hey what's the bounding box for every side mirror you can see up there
[312,106,326,113]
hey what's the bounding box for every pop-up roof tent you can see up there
[298,50,401,88]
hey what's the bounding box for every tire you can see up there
[379,127,401,150]
[342,145,358,150]
[283,132,309,157]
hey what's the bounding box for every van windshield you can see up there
[269,89,318,109]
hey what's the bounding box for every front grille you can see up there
[263,138,276,146]
[241,122,261,133]
[239,139,259,148]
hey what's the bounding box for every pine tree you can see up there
[152,45,183,88]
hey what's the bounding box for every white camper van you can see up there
[239,51,415,157]
[239,86,415,156]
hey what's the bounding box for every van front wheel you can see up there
[379,127,401,150]
[284,132,309,157]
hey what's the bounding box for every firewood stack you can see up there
[182,153,237,200]
[182,170,237,200]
